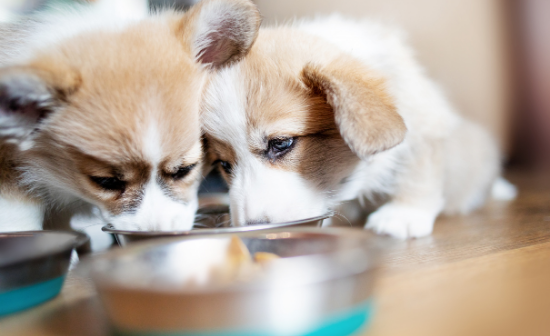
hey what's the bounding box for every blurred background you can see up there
[1,0,549,170]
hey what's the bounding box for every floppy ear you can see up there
[181,0,261,68]
[301,57,407,159]
[0,64,81,144]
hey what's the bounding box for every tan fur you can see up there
[0,0,261,231]
[301,57,407,158]
[0,142,26,199]
[16,17,205,213]
[205,28,399,190]
[203,135,237,177]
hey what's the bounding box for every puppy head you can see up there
[202,37,406,225]
[0,0,260,231]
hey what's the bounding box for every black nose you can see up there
[246,218,270,226]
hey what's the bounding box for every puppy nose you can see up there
[246,218,270,226]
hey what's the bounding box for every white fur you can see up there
[337,144,408,202]
[230,157,326,225]
[143,122,163,169]
[366,203,441,239]
[0,195,43,231]
[4,0,147,65]
[202,65,249,147]
[102,178,198,231]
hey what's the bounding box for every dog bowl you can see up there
[102,206,331,247]
[83,227,382,336]
[0,231,89,316]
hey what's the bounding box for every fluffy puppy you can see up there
[202,16,516,238]
[0,0,260,232]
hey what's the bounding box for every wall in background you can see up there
[510,0,550,168]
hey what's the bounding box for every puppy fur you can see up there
[0,0,261,232]
[202,15,516,238]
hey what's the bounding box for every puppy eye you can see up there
[214,160,232,175]
[268,137,295,156]
[90,176,126,192]
[171,164,197,180]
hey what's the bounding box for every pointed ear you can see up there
[0,64,81,144]
[181,0,261,68]
[301,57,407,158]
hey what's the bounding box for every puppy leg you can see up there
[366,140,445,239]
[443,120,504,214]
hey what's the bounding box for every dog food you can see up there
[200,236,280,286]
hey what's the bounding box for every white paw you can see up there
[365,204,437,239]
[491,177,517,201]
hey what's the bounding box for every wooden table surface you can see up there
[1,171,549,336]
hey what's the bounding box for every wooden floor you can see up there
[367,171,550,336]
[1,171,549,336]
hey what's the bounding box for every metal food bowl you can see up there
[102,206,331,247]
[0,231,88,316]
[83,227,382,336]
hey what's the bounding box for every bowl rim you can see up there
[84,227,384,294]
[101,212,333,237]
[0,230,89,268]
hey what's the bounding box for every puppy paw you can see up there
[365,203,437,239]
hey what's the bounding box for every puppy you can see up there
[202,16,516,239]
[0,0,260,232]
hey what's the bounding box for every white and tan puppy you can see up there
[202,16,516,239]
[0,0,260,232]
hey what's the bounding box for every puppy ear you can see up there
[0,64,81,144]
[301,57,407,158]
[181,0,261,68]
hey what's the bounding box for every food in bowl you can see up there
[193,236,281,287]
[83,228,382,336]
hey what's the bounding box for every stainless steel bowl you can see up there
[0,231,89,316]
[84,227,382,336]
[102,208,331,247]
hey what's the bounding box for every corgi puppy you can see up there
[0,0,261,232]
[202,16,516,239]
